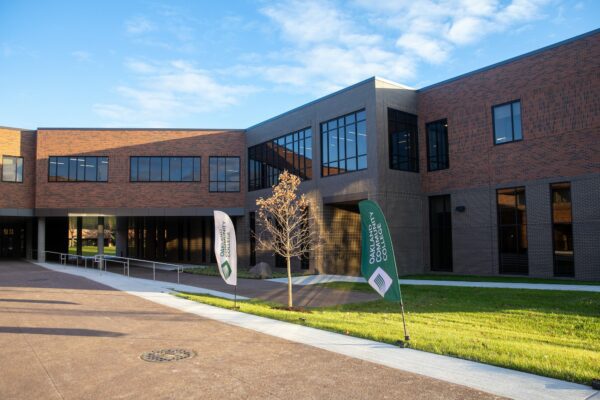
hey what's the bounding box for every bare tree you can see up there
[255,170,320,308]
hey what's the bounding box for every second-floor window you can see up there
[248,127,312,191]
[427,119,449,171]
[49,156,108,182]
[493,100,522,144]
[130,156,200,182]
[2,155,24,182]
[389,108,419,172]
[210,156,240,192]
[321,109,367,177]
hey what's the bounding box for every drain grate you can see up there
[140,349,195,363]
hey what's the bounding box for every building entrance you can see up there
[0,221,25,258]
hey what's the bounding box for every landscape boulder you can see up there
[249,262,273,279]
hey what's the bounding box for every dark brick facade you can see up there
[35,129,245,210]
[417,31,600,280]
[418,32,600,193]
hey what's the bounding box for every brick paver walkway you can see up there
[0,260,503,400]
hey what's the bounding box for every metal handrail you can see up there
[96,255,184,283]
[44,251,95,269]
[98,255,129,276]
[41,251,185,284]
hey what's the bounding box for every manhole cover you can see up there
[140,349,195,363]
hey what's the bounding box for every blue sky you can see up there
[1,0,598,129]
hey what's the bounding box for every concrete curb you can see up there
[34,262,597,400]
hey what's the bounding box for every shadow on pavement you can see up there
[0,326,125,337]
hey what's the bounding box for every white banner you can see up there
[213,210,237,286]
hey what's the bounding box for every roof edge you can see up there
[246,76,379,130]
[36,127,245,132]
[0,125,34,131]
[418,28,600,93]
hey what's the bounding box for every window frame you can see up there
[248,127,313,191]
[496,186,529,275]
[1,155,24,183]
[428,194,453,272]
[492,99,522,145]
[48,155,109,183]
[426,119,449,172]
[550,182,575,277]
[320,109,367,178]
[129,156,201,183]
[388,108,419,173]
[209,156,241,193]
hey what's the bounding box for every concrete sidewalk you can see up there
[0,260,503,400]
[104,264,380,306]
[29,261,599,400]
[267,274,600,292]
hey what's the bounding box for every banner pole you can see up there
[234,285,237,308]
[400,300,410,342]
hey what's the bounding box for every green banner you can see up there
[359,200,402,302]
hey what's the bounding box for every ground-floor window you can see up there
[429,195,453,272]
[497,187,528,275]
[126,216,218,264]
[551,182,574,277]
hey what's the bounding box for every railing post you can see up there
[127,260,130,277]
[153,263,156,281]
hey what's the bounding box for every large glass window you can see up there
[551,183,574,277]
[493,100,522,144]
[130,156,200,182]
[48,156,108,182]
[429,195,453,271]
[248,127,312,191]
[210,156,240,192]
[1,156,23,182]
[426,119,449,171]
[497,187,528,274]
[321,109,366,177]
[389,108,418,172]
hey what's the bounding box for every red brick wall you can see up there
[35,129,245,209]
[0,128,36,209]
[418,32,600,193]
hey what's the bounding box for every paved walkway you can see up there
[103,264,379,306]
[13,260,599,400]
[267,274,600,292]
[0,260,506,400]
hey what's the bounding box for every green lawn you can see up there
[185,265,314,279]
[399,274,600,286]
[177,285,600,385]
[68,246,116,257]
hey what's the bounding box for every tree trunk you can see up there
[286,256,293,308]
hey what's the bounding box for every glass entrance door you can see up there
[0,226,21,258]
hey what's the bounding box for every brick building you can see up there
[1,29,598,280]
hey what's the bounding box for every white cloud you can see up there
[124,59,157,74]
[249,0,550,94]
[360,0,550,63]
[253,1,416,94]
[125,16,155,34]
[71,50,92,62]
[396,33,449,64]
[94,59,259,126]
